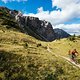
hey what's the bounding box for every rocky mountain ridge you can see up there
[54,28,70,39]
[0,7,70,41]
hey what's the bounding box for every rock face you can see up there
[54,28,70,39]
[0,7,70,41]
[15,15,56,41]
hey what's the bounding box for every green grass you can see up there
[0,10,80,79]
[48,38,80,57]
[0,27,80,80]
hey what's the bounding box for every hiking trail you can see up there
[47,47,80,69]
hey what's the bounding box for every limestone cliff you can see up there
[0,7,70,41]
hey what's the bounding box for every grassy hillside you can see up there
[0,25,80,80]
[0,8,80,80]
[48,38,80,57]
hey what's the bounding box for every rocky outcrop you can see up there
[0,7,70,41]
[15,14,56,41]
[54,28,70,39]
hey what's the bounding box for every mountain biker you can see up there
[69,49,79,63]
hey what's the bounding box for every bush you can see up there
[11,74,28,80]
[77,35,80,38]
[68,34,76,41]
[0,77,2,80]
[24,43,28,48]
[68,36,75,41]
[13,40,18,44]
[37,43,42,47]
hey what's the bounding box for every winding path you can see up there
[47,47,80,69]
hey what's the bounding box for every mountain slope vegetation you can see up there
[0,7,80,80]
[0,26,80,80]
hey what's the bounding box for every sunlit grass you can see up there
[0,17,80,79]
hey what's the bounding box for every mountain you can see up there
[54,28,70,39]
[16,16,56,41]
[0,7,70,41]
[0,6,80,80]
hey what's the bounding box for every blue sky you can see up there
[0,0,53,13]
[0,0,80,35]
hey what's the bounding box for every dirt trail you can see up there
[47,47,80,69]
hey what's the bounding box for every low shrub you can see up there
[37,43,42,47]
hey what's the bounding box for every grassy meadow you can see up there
[0,10,80,80]
[0,25,80,80]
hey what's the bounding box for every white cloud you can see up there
[52,0,80,19]
[23,8,62,25]
[24,0,80,35]
[24,0,80,25]
[52,0,80,9]
[37,7,43,13]
[2,0,27,3]
[53,24,80,35]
